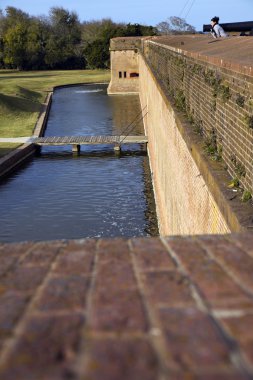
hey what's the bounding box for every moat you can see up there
[0,84,158,242]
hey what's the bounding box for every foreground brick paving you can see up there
[0,235,253,379]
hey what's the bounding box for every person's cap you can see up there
[211,16,219,23]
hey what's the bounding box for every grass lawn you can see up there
[0,69,110,156]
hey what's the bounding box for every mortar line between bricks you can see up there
[160,237,253,377]
[213,309,253,319]
[74,239,100,379]
[225,235,253,260]
[0,243,65,369]
[0,242,38,280]
[196,238,253,300]
[79,331,149,340]
[193,237,253,377]
[160,237,209,313]
[128,238,176,380]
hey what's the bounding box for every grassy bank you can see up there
[0,69,110,157]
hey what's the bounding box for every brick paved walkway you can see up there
[0,234,253,379]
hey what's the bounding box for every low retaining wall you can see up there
[33,92,52,137]
[0,143,36,179]
[0,92,52,180]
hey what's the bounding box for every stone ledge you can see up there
[0,234,253,379]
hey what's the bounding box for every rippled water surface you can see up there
[0,84,158,242]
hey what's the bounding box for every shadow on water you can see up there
[36,147,147,159]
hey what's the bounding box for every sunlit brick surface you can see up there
[0,234,253,379]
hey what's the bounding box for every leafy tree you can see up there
[82,20,157,69]
[25,18,50,69]
[156,16,195,34]
[122,23,157,37]
[45,7,82,69]
[0,6,158,70]
[1,7,31,69]
[3,22,28,69]
[0,10,5,67]
[84,39,109,69]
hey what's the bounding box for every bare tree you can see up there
[156,16,195,35]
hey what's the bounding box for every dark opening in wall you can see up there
[119,71,122,78]
[124,71,127,78]
[130,72,139,78]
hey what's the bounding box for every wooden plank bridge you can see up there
[0,135,148,153]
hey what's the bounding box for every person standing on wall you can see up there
[210,16,228,38]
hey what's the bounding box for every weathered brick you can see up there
[167,238,253,310]
[0,255,20,278]
[89,239,148,332]
[220,314,253,365]
[0,234,252,379]
[143,271,196,307]
[97,238,130,262]
[0,314,84,380]
[81,338,159,380]
[131,237,176,271]
[0,291,30,337]
[20,241,63,267]
[159,308,231,370]
[35,275,91,312]
[168,370,248,380]
[0,266,48,293]
[95,261,136,291]
[53,241,95,276]
[0,242,34,277]
[0,242,34,258]
[96,238,135,289]
[200,237,253,291]
[229,233,253,259]
[89,287,148,332]
[194,372,248,380]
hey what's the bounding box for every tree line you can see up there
[0,7,196,71]
[0,7,157,70]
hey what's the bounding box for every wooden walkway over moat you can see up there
[0,135,148,152]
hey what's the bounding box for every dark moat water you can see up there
[0,84,158,242]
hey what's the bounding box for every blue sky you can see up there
[0,0,252,31]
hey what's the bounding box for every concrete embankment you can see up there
[0,92,52,180]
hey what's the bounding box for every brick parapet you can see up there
[142,37,253,196]
[0,235,253,379]
[110,37,143,51]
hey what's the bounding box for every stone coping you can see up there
[0,234,253,379]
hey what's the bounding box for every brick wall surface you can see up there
[108,50,139,94]
[139,54,231,235]
[142,38,253,195]
[0,235,253,379]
